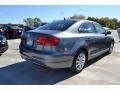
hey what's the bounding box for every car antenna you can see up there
[60,12,66,20]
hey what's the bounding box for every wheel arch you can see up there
[74,46,89,61]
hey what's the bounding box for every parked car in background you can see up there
[21,26,35,37]
[0,34,8,55]
[19,20,114,73]
[0,28,4,35]
[21,23,47,33]
[22,26,34,32]
[103,27,110,30]
[0,25,23,39]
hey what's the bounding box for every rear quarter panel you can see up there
[53,32,89,58]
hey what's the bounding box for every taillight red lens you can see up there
[37,36,60,46]
[0,29,4,32]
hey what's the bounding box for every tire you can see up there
[70,50,87,73]
[108,42,114,54]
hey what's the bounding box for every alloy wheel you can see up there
[75,53,86,71]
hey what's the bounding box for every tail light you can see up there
[0,29,4,32]
[37,36,60,46]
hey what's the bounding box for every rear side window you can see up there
[78,22,96,33]
[37,20,77,31]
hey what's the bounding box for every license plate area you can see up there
[26,39,33,46]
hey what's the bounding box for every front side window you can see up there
[78,22,95,33]
[94,23,106,34]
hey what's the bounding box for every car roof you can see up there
[57,19,95,23]
[77,19,95,23]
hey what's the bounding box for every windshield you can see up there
[36,20,77,31]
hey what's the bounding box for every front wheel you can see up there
[108,42,114,54]
[70,50,87,73]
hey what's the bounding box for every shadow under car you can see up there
[0,52,109,85]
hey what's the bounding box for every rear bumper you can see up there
[19,46,73,69]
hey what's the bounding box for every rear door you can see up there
[78,22,99,56]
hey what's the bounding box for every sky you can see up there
[0,5,120,24]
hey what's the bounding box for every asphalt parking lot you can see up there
[0,30,120,85]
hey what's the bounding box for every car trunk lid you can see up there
[21,30,61,51]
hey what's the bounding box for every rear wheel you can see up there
[70,50,87,73]
[108,42,114,54]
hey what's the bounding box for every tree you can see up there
[23,18,42,27]
[23,16,120,29]
[69,14,86,20]
[87,17,99,23]
[112,18,118,23]
[24,18,33,27]
[34,18,42,27]
[87,17,120,29]
[112,18,119,29]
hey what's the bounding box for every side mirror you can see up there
[102,31,111,35]
[106,31,111,34]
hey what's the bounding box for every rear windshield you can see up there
[2,26,11,30]
[37,20,77,31]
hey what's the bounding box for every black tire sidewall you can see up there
[108,42,114,54]
[70,50,87,73]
